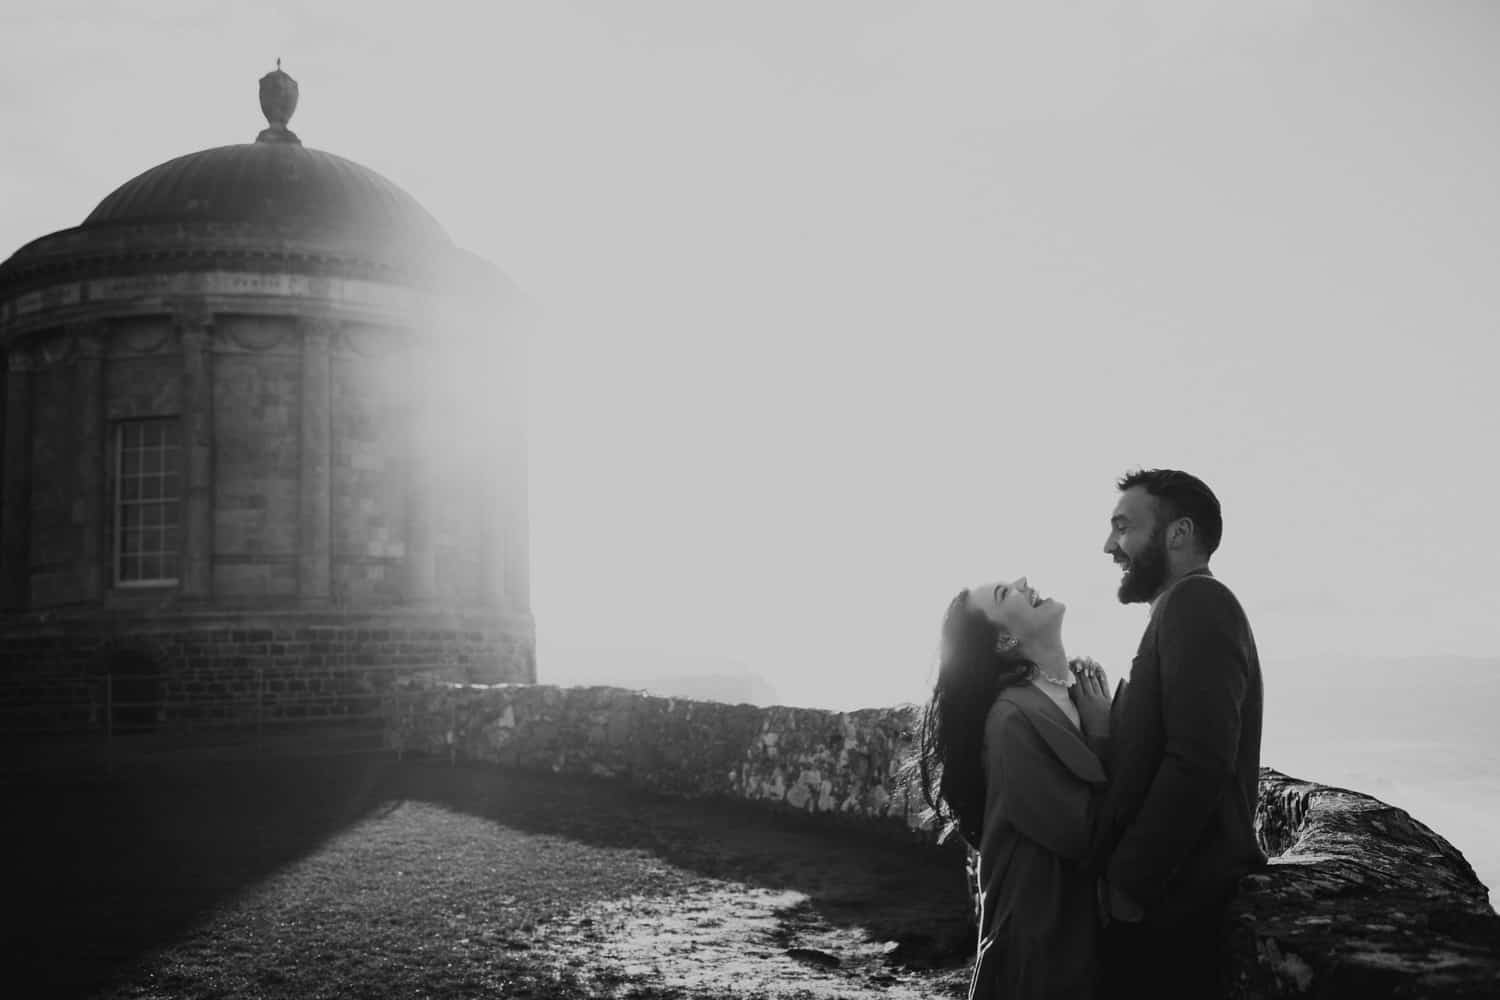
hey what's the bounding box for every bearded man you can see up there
[1090,468,1267,999]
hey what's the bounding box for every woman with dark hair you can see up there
[918,578,1114,1000]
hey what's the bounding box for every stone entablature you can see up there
[1,265,437,336]
[0,223,461,320]
[387,680,1500,997]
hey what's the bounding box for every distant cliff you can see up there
[387,680,1500,996]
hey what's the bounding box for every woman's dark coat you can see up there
[969,682,1107,1000]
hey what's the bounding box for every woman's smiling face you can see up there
[966,577,1066,642]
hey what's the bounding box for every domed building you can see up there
[0,65,533,730]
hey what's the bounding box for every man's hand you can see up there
[1069,657,1111,738]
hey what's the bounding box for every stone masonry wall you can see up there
[388,681,923,833]
[331,341,409,605]
[212,341,301,600]
[0,610,534,737]
[387,680,1500,997]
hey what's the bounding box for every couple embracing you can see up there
[917,468,1267,1000]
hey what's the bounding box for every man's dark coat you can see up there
[1088,567,1267,926]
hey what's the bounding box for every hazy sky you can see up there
[3,2,1497,711]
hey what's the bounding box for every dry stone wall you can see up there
[387,679,1500,997]
[386,681,929,836]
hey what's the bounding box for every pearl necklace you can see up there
[1035,668,1075,689]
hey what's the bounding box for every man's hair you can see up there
[1117,468,1223,556]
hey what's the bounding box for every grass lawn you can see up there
[4,751,974,999]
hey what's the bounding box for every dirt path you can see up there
[9,754,975,998]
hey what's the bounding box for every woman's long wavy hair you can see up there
[912,589,1037,848]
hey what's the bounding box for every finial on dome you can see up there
[256,60,301,145]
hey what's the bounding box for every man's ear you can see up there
[1168,517,1195,550]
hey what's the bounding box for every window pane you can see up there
[115,419,186,585]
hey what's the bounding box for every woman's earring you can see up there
[995,633,1020,654]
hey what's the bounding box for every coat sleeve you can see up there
[1105,579,1251,906]
[985,702,1096,862]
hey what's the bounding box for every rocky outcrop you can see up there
[1234,769,1500,997]
[384,680,1500,996]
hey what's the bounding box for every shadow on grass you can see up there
[1,752,400,1000]
[388,755,975,968]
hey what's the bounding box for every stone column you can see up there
[507,444,531,614]
[499,322,531,615]
[71,323,107,601]
[299,319,334,605]
[474,337,507,612]
[1,348,33,610]
[482,480,506,610]
[485,407,529,614]
[405,472,437,607]
[178,310,214,601]
[404,345,437,607]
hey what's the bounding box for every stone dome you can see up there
[0,63,457,292]
[80,62,449,248]
[81,142,451,248]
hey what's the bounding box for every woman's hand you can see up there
[1069,657,1111,738]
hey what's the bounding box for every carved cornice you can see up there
[0,226,455,303]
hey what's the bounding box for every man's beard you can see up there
[1116,527,1169,604]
